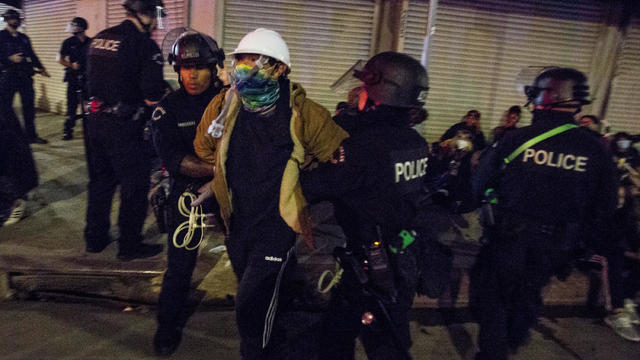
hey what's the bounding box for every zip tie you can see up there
[317,262,344,294]
[172,192,215,251]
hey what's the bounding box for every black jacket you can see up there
[0,29,43,76]
[473,111,617,231]
[87,20,164,105]
[150,85,220,192]
[301,107,430,246]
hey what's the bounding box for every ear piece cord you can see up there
[172,192,215,251]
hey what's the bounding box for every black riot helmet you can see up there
[67,17,88,34]
[525,67,591,111]
[3,9,21,24]
[167,31,225,72]
[2,9,20,21]
[123,0,166,18]
[354,51,429,109]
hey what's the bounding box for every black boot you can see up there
[153,326,183,356]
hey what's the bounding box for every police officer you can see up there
[471,67,618,360]
[58,17,90,141]
[300,52,430,360]
[150,30,226,356]
[84,0,166,260]
[0,8,50,144]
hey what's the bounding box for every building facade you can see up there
[2,0,638,140]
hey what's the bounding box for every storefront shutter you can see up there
[106,0,187,83]
[403,0,605,142]
[22,0,75,114]
[605,16,640,134]
[223,0,375,112]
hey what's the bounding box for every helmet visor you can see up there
[330,59,366,95]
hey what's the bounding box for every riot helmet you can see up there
[525,67,590,112]
[66,17,88,34]
[168,31,225,72]
[3,9,21,28]
[354,51,429,109]
[123,0,166,31]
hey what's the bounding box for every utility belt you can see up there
[87,97,146,121]
[490,212,581,250]
[334,224,452,301]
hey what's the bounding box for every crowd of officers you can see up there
[2,0,635,359]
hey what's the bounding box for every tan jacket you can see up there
[193,82,348,235]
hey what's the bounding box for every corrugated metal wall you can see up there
[223,0,376,112]
[605,16,640,134]
[403,0,605,142]
[22,0,76,114]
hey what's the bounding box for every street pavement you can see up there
[2,300,640,359]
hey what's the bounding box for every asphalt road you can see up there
[2,299,639,360]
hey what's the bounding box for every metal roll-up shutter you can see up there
[404,0,604,142]
[22,0,75,114]
[106,0,187,82]
[223,0,376,112]
[605,16,640,134]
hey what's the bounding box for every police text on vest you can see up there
[522,149,588,172]
[395,157,429,182]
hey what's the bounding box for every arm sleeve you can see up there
[150,104,187,175]
[440,124,458,141]
[140,41,165,102]
[24,35,43,69]
[471,143,504,202]
[193,92,227,164]
[59,39,70,58]
[300,99,349,163]
[300,142,363,203]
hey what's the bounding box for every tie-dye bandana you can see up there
[234,63,280,112]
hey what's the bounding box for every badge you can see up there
[152,106,166,121]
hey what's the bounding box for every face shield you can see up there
[66,22,83,34]
[330,60,367,96]
[2,11,23,29]
[155,5,166,30]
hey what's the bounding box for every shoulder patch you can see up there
[151,53,163,66]
[152,106,166,121]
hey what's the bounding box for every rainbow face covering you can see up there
[234,63,280,112]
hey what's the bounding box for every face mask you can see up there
[234,63,280,112]
[617,140,631,150]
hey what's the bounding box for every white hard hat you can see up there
[230,28,291,69]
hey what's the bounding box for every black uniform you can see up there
[59,35,91,136]
[301,107,429,360]
[150,85,220,342]
[470,111,618,360]
[0,29,43,140]
[84,19,165,253]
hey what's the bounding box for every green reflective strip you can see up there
[390,229,416,254]
[503,124,577,165]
